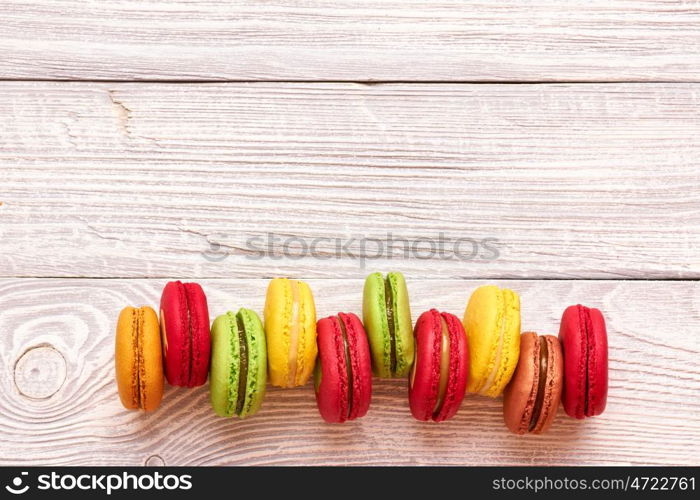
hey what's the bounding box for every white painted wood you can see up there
[1,0,696,470]
[1,1,699,82]
[0,279,697,466]
[2,82,699,279]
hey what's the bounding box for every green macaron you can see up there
[362,271,414,378]
[210,308,267,418]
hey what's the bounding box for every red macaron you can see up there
[315,312,372,423]
[159,281,211,387]
[559,304,608,419]
[409,310,469,422]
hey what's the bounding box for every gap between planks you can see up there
[3,277,700,281]
[2,79,700,84]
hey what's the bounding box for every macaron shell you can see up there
[116,307,139,410]
[464,285,499,394]
[159,282,188,386]
[184,282,211,387]
[295,281,317,386]
[409,310,443,421]
[239,308,267,418]
[339,312,372,420]
[315,316,349,423]
[139,307,165,411]
[433,312,468,422]
[559,305,583,418]
[503,332,539,434]
[463,285,520,397]
[210,313,236,417]
[264,278,317,388]
[264,278,290,387]
[489,288,520,397]
[363,272,391,377]
[115,306,163,411]
[388,272,414,377]
[587,307,608,417]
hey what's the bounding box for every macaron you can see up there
[362,271,414,378]
[264,278,317,388]
[115,306,164,411]
[559,304,608,419]
[409,310,469,422]
[503,332,563,434]
[463,285,521,397]
[314,312,372,423]
[159,281,211,387]
[210,308,267,418]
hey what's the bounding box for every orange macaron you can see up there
[115,306,164,411]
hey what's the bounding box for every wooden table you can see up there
[1,1,699,466]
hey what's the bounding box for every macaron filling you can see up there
[384,276,397,375]
[235,313,249,415]
[222,311,250,416]
[338,315,353,419]
[223,312,238,416]
[579,304,594,417]
[313,359,322,392]
[132,307,144,409]
[433,316,451,416]
[528,337,548,432]
[287,280,301,386]
[184,287,194,385]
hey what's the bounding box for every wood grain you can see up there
[1,279,698,466]
[2,2,698,467]
[1,1,699,82]
[2,82,699,279]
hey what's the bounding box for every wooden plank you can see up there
[2,82,699,279]
[1,1,699,82]
[0,278,698,466]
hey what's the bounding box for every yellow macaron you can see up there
[264,278,317,388]
[463,285,521,397]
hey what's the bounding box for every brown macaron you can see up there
[503,332,563,435]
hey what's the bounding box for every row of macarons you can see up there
[115,272,608,434]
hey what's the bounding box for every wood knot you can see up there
[14,345,67,399]
[145,455,166,466]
